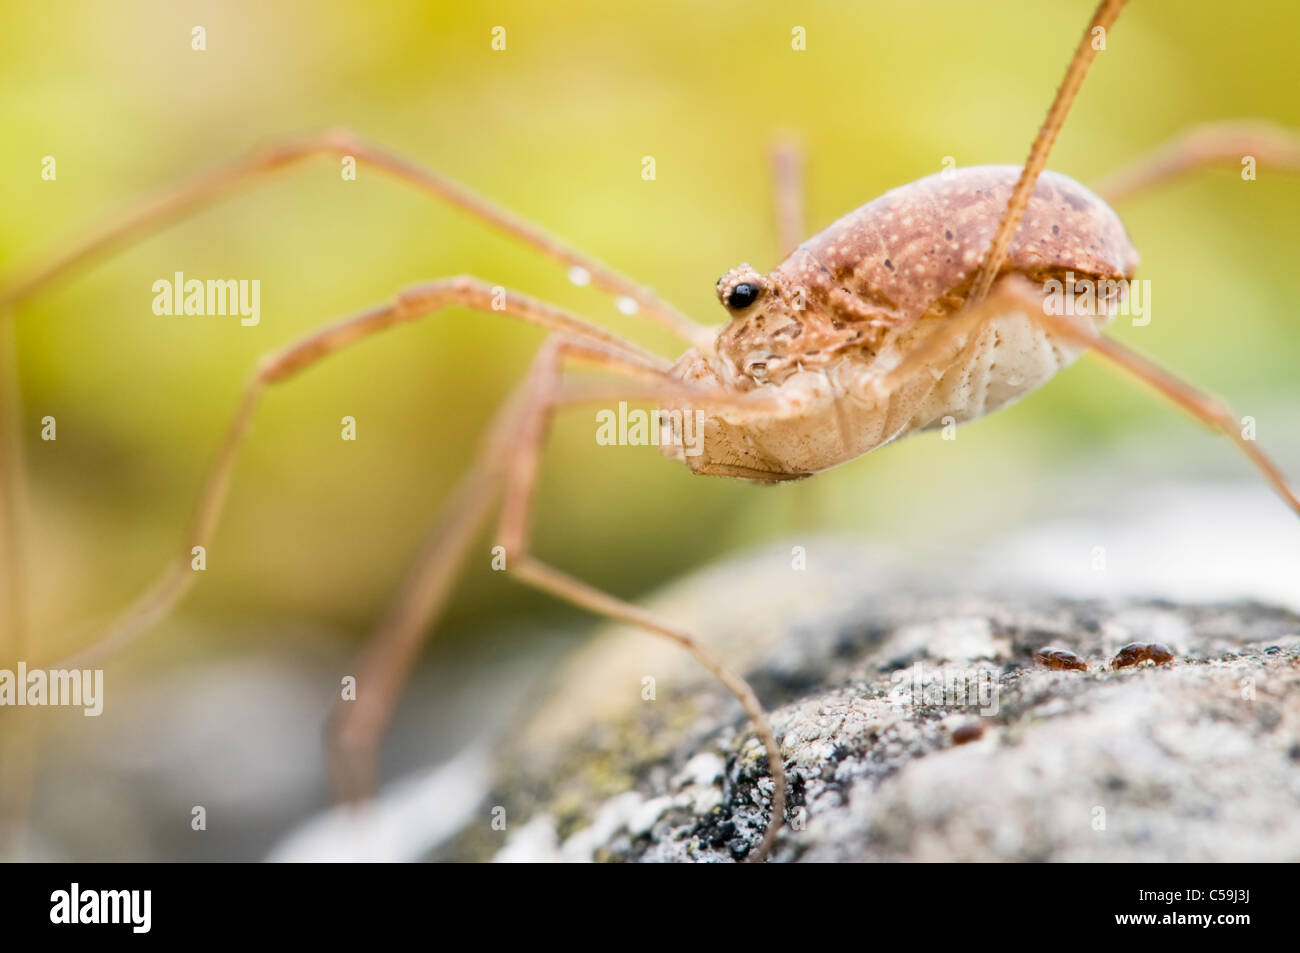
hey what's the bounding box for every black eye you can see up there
[726,282,760,310]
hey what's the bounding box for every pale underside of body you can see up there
[664,300,1105,480]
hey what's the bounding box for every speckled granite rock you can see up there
[438,538,1300,863]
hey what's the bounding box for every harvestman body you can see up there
[4,0,1300,861]
[665,166,1137,480]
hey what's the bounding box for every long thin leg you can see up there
[497,339,785,860]
[0,318,27,664]
[971,0,1128,302]
[327,400,513,806]
[873,274,1300,517]
[0,129,714,350]
[768,135,826,530]
[0,313,36,857]
[332,339,786,861]
[50,277,684,669]
[511,557,786,862]
[1025,299,1300,517]
[499,341,786,861]
[52,271,773,823]
[327,357,637,802]
[1092,120,1300,204]
[770,134,806,259]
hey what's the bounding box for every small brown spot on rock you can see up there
[951,721,986,745]
[1035,647,1089,671]
[1111,641,1176,669]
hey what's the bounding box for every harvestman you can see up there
[3,0,1300,860]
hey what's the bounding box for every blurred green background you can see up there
[3,0,1299,665]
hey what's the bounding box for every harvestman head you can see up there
[3,0,1300,861]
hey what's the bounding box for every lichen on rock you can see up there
[438,538,1300,862]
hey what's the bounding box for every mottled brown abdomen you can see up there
[780,165,1139,329]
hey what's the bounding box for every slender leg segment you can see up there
[26,260,787,856]
[960,0,1296,515]
[332,336,788,862]
[770,135,807,260]
[1019,293,1300,517]
[53,277,670,668]
[1093,120,1300,204]
[0,321,28,664]
[0,129,714,350]
[510,557,787,862]
[971,0,1129,302]
[0,315,35,856]
[497,340,786,860]
[327,397,515,807]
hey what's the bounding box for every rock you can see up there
[438,537,1300,863]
